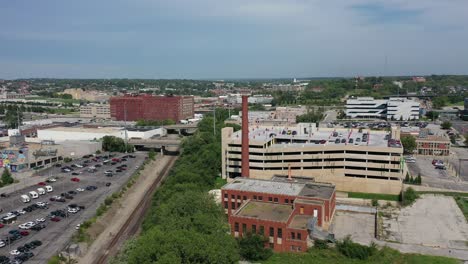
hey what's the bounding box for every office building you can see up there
[110,94,194,122]
[80,104,111,119]
[346,97,420,120]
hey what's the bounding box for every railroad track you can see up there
[94,154,179,264]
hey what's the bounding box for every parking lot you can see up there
[0,152,146,263]
[331,211,375,245]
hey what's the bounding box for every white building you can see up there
[346,97,420,120]
[346,97,387,119]
[37,126,167,141]
[386,98,420,120]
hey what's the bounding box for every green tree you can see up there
[404,173,410,183]
[432,96,448,109]
[239,233,272,261]
[416,173,422,185]
[102,136,134,153]
[426,111,439,120]
[400,135,417,154]
[441,121,452,130]
[1,168,14,185]
[148,149,156,160]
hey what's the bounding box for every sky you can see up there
[1,0,468,79]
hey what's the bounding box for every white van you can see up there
[21,195,30,203]
[37,188,46,195]
[45,186,53,193]
[28,191,39,199]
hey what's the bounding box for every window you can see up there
[237,202,241,207]
[252,225,257,234]
[224,202,228,208]
[231,194,235,199]
[291,232,295,240]
[297,233,302,240]
[285,199,289,203]
[269,227,274,237]
[274,198,278,203]
[237,195,241,200]
[277,228,282,238]
[242,224,247,235]
[253,195,257,200]
[268,197,273,202]
[243,196,247,200]
[260,226,265,235]
[231,202,235,209]
[234,222,239,232]
[259,196,263,201]
[224,193,228,198]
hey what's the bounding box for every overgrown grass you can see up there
[454,196,468,221]
[262,247,459,264]
[348,192,400,201]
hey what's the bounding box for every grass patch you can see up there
[454,196,468,221]
[214,177,227,189]
[348,192,400,201]
[261,246,459,264]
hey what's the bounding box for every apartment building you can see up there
[222,123,406,194]
[79,104,111,119]
[222,177,336,252]
[346,97,420,120]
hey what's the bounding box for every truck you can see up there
[37,188,46,195]
[28,191,39,199]
[21,195,31,203]
[45,186,53,193]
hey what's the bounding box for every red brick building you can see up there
[221,177,336,252]
[109,94,194,122]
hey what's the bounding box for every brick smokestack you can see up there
[241,95,250,178]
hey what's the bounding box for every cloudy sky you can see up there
[1,0,467,79]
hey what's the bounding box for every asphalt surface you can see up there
[0,152,146,263]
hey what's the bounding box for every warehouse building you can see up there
[222,177,336,252]
[79,104,111,119]
[37,126,166,141]
[109,94,194,122]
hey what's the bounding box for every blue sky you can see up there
[1,0,467,79]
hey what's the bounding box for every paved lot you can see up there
[382,195,468,249]
[330,211,375,245]
[0,152,146,263]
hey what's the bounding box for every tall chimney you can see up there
[241,95,250,178]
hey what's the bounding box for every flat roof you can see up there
[288,215,312,229]
[222,178,335,200]
[236,201,292,222]
[39,126,122,134]
[229,126,394,148]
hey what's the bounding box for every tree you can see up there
[148,149,156,160]
[239,233,272,261]
[1,168,14,185]
[400,135,416,154]
[416,173,422,185]
[432,96,448,109]
[441,121,452,130]
[404,173,410,183]
[426,111,439,120]
[102,136,134,153]
[401,187,419,206]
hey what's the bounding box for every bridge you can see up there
[129,138,181,147]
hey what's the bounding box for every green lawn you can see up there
[262,247,459,264]
[347,192,400,201]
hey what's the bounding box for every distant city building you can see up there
[222,177,336,252]
[412,77,426,83]
[0,92,26,99]
[109,94,194,122]
[226,94,273,105]
[346,97,419,120]
[80,104,111,119]
[62,88,110,102]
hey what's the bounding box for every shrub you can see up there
[239,233,272,261]
[401,187,419,206]
[336,236,377,260]
[371,198,378,207]
[104,197,114,206]
[314,239,329,249]
[64,157,72,163]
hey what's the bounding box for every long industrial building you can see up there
[222,123,406,194]
[110,94,194,122]
[346,97,420,120]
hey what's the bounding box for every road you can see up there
[0,152,146,263]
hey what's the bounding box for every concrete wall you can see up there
[58,141,102,158]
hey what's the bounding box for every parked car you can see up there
[71,178,80,182]
[50,217,61,222]
[106,182,112,187]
